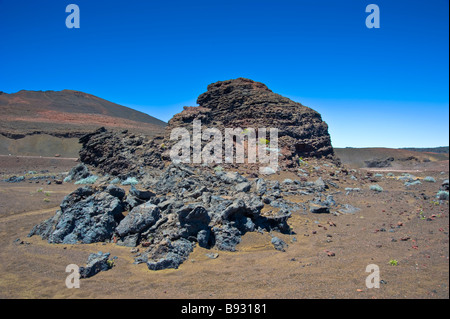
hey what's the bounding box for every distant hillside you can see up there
[335,147,449,171]
[0,90,166,138]
[400,146,449,154]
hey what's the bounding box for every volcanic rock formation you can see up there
[77,78,337,178]
[164,78,336,168]
[28,78,343,271]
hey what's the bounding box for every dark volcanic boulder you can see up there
[28,187,123,244]
[212,223,242,252]
[177,204,211,238]
[65,163,91,182]
[106,184,126,200]
[364,157,394,168]
[129,185,155,200]
[115,202,160,237]
[79,252,113,278]
[271,237,288,252]
[146,238,194,270]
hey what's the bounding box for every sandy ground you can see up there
[0,157,448,299]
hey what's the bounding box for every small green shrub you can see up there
[423,176,436,183]
[405,180,421,187]
[370,184,383,192]
[110,177,121,185]
[389,259,398,266]
[437,191,449,200]
[121,177,139,186]
[106,259,115,268]
[74,175,98,185]
[63,176,72,183]
[214,166,224,172]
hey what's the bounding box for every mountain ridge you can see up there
[0,89,166,139]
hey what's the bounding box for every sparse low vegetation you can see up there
[389,259,398,266]
[74,175,98,185]
[423,176,436,183]
[121,177,139,186]
[370,184,383,192]
[437,191,449,200]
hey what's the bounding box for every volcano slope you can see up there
[1,79,447,299]
[0,90,166,157]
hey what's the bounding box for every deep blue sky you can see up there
[0,0,448,148]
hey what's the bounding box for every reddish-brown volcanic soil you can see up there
[0,155,78,175]
[1,110,165,136]
[335,147,449,170]
[0,90,166,138]
[0,156,448,299]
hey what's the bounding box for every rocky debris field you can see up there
[29,162,346,271]
[25,157,449,283]
[0,151,449,298]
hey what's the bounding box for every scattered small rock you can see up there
[79,251,114,278]
[206,253,219,259]
[271,237,288,252]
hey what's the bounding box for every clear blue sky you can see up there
[0,0,448,148]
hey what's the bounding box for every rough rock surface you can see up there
[28,186,124,244]
[76,78,337,178]
[78,127,165,178]
[29,159,358,271]
[116,203,160,238]
[164,78,337,168]
[364,157,394,168]
[271,237,288,252]
[31,162,339,270]
[64,163,91,182]
[79,252,113,278]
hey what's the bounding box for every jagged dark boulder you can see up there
[146,238,194,270]
[65,163,91,182]
[364,157,394,168]
[79,252,113,278]
[115,202,160,237]
[29,187,123,244]
[271,237,288,252]
[105,185,126,200]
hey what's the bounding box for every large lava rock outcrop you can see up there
[77,78,337,178]
[164,78,336,168]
